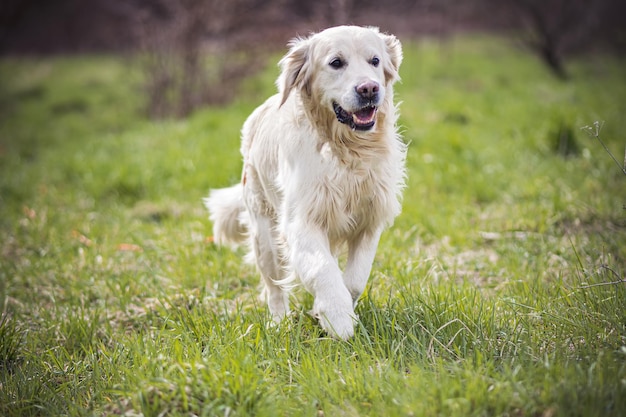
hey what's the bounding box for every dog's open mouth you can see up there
[333,102,377,131]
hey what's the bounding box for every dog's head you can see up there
[278,26,402,132]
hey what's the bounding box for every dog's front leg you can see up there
[343,228,383,307]
[285,222,356,339]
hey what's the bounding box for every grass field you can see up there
[1,35,625,416]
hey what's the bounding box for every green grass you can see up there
[1,35,625,416]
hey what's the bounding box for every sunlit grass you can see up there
[1,35,625,416]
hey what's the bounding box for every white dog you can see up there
[205,26,406,339]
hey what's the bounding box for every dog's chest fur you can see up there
[306,142,393,241]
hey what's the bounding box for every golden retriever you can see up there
[205,26,406,339]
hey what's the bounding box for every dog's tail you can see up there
[203,184,248,247]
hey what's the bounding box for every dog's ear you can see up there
[277,36,312,106]
[380,32,403,84]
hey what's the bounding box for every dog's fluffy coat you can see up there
[205,26,406,339]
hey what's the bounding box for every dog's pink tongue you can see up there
[353,106,376,124]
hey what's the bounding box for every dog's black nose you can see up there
[355,81,379,100]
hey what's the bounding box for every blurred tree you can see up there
[501,0,619,79]
[133,0,265,117]
[287,0,352,26]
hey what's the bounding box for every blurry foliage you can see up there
[1,0,624,116]
[499,0,622,80]
[133,0,268,118]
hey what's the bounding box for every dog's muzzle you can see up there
[333,102,378,131]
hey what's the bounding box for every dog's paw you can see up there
[268,301,289,324]
[261,285,290,323]
[312,298,356,340]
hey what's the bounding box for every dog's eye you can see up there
[329,58,344,69]
[371,57,380,67]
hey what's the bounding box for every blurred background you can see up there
[2,0,624,118]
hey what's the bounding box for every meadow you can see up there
[1,35,625,416]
